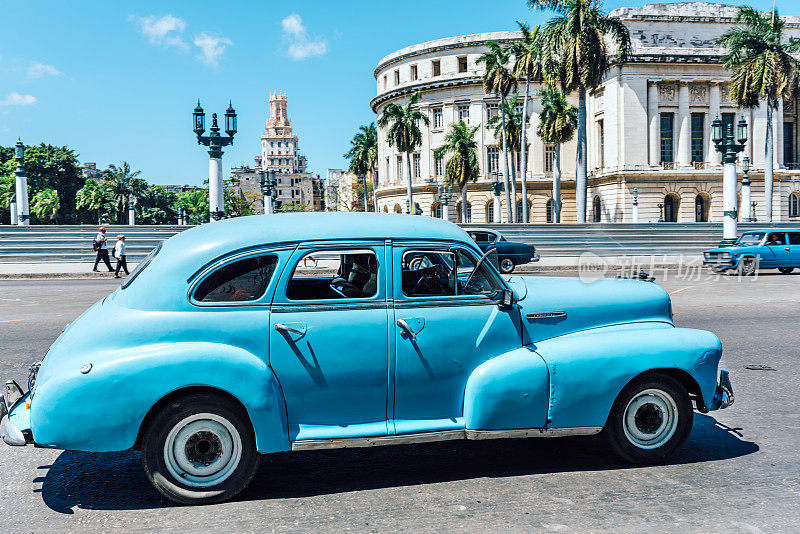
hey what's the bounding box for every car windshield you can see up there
[735,233,764,246]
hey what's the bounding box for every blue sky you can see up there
[0,0,781,186]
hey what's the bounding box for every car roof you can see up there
[745,229,797,233]
[466,228,500,235]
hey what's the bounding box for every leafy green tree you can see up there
[0,176,13,212]
[529,0,631,223]
[30,188,60,222]
[377,91,430,212]
[0,143,84,223]
[488,94,525,217]
[478,41,517,222]
[434,121,480,222]
[277,202,306,213]
[717,7,800,221]
[136,185,179,224]
[537,86,578,223]
[510,22,544,223]
[103,162,147,224]
[177,189,209,225]
[344,123,379,212]
[76,179,116,224]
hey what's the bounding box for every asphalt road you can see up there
[0,271,798,532]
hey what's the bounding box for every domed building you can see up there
[371,2,800,223]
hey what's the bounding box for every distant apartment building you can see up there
[81,162,103,180]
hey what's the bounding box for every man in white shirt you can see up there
[92,227,113,272]
[113,234,129,278]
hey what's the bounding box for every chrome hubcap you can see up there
[622,389,678,449]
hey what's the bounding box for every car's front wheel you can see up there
[142,393,260,505]
[603,374,693,464]
[778,267,794,274]
[499,258,516,274]
[736,256,758,276]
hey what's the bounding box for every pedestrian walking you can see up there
[113,234,129,278]
[92,226,114,272]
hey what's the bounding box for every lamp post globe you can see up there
[13,138,29,226]
[712,115,747,246]
[193,100,236,222]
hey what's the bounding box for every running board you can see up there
[291,427,603,451]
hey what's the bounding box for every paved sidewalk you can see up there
[0,253,701,278]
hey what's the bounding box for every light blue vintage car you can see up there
[1,213,733,504]
[703,229,800,275]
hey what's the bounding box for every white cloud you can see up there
[280,13,327,60]
[0,92,37,106]
[193,33,233,66]
[129,14,188,49]
[27,63,62,79]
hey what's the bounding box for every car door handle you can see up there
[396,319,417,341]
[275,322,306,336]
[785,247,791,251]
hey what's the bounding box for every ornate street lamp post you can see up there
[14,139,29,226]
[437,184,453,220]
[259,170,278,214]
[712,115,747,246]
[193,100,237,221]
[741,156,752,222]
[128,194,136,225]
[490,171,503,224]
[632,187,639,223]
[657,203,664,223]
[750,201,758,223]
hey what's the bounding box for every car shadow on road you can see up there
[38,413,757,512]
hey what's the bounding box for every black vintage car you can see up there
[466,229,539,273]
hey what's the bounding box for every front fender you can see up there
[30,342,289,454]
[533,323,722,429]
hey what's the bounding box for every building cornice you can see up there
[371,76,484,112]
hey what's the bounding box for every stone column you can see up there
[722,159,738,245]
[677,82,692,167]
[708,82,722,166]
[776,98,784,168]
[648,82,660,166]
[209,157,224,221]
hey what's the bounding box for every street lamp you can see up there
[259,170,278,214]
[193,100,237,221]
[712,115,747,246]
[632,187,639,223]
[657,203,664,223]
[128,194,136,225]
[750,201,758,222]
[741,156,752,222]
[490,171,503,223]
[13,139,29,225]
[437,184,453,220]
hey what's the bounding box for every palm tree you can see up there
[377,92,430,213]
[478,41,517,222]
[488,95,524,219]
[31,188,60,222]
[510,22,544,223]
[344,123,378,212]
[529,0,631,223]
[538,86,578,223]
[434,122,481,222]
[717,7,800,222]
[76,178,115,223]
[104,162,146,223]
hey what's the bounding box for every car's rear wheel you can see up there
[499,258,516,274]
[737,256,758,276]
[603,374,693,464]
[142,393,260,505]
[778,267,794,274]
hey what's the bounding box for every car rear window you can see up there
[194,255,278,303]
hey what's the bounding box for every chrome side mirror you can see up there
[499,288,514,310]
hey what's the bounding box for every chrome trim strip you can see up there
[395,297,498,309]
[526,311,568,320]
[271,301,388,313]
[290,427,603,451]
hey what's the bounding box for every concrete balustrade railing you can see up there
[1,222,799,263]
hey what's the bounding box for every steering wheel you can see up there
[330,277,359,298]
[410,274,446,296]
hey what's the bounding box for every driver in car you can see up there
[766,233,784,246]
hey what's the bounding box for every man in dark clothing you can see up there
[93,227,113,272]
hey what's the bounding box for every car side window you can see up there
[788,233,800,245]
[765,232,786,246]
[287,249,378,300]
[194,255,278,303]
[456,251,503,296]
[402,250,456,297]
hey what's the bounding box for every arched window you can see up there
[664,194,679,222]
[486,200,495,223]
[592,196,601,222]
[393,203,402,213]
[546,199,554,223]
[432,202,443,219]
[695,194,708,222]
[456,201,472,223]
[790,192,800,218]
[516,200,530,223]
